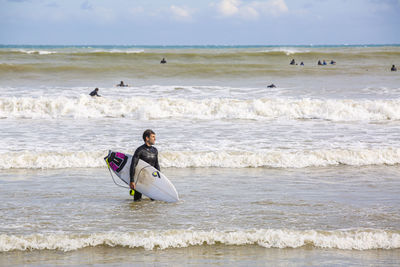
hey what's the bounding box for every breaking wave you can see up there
[1,45,399,58]
[1,229,399,252]
[1,148,399,169]
[12,49,57,55]
[1,96,400,121]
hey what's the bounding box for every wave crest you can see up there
[1,229,399,252]
[2,46,399,58]
[1,96,400,121]
[160,148,400,168]
[1,148,399,169]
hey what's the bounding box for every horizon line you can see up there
[1,43,400,48]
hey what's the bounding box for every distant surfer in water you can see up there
[117,81,128,87]
[130,129,160,201]
[290,59,296,65]
[160,58,167,64]
[391,65,397,71]
[89,88,101,97]
[267,84,276,88]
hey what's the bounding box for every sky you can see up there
[1,0,400,45]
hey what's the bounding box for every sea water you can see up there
[0,45,400,266]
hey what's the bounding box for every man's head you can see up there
[143,129,156,146]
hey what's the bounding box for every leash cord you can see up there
[106,159,130,189]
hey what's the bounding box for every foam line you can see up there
[1,229,399,252]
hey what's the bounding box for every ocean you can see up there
[0,45,400,266]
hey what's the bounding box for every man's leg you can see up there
[134,191,142,201]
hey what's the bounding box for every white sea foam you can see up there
[109,49,145,54]
[260,47,308,55]
[15,49,56,55]
[0,151,105,170]
[91,49,145,54]
[0,229,399,252]
[10,49,146,55]
[160,148,400,168]
[1,148,399,170]
[1,96,400,121]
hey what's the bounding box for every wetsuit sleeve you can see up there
[130,148,141,183]
[155,149,160,171]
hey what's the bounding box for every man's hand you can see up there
[130,182,136,190]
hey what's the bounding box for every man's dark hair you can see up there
[143,129,155,141]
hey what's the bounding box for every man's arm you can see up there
[130,148,142,185]
[154,149,160,171]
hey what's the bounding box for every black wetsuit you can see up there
[130,144,160,201]
[89,90,100,97]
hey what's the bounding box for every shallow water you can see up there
[1,167,400,244]
[1,246,400,267]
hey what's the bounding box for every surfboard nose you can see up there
[166,194,179,203]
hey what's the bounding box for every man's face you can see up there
[146,134,156,146]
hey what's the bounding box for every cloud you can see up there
[251,0,289,16]
[81,0,93,11]
[241,6,259,19]
[216,0,288,19]
[218,0,240,16]
[170,5,193,20]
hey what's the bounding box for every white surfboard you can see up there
[104,150,179,202]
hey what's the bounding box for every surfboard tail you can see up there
[104,151,128,173]
[104,150,112,161]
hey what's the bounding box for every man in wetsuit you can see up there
[117,81,128,87]
[129,129,160,201]
[89,88,100,97]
